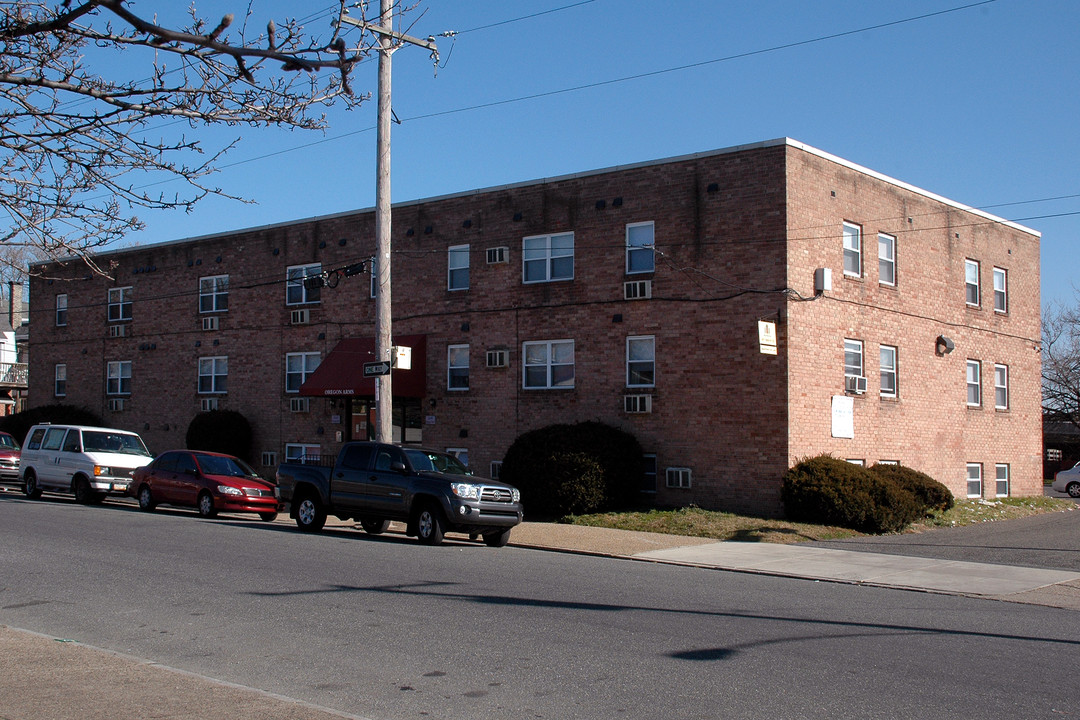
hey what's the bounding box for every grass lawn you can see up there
[564,496,1078,544]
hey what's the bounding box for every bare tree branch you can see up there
[0,0,376,281]
[1043,299,1080,431]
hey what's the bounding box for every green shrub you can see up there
[500,421,644,518]
[869,463,954,513]
[782,455,923,533]
[185,410,253,462]
[0,404,104,445]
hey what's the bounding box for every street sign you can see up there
[363,361,391,377]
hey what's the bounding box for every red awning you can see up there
[299,335,427,398]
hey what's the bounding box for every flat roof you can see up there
[30,137,1039,267]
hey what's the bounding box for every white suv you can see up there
[20,424,153,504]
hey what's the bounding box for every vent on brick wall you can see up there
[290,308,310,325]
[623,394,653,414]
[486,246,509,264]
[665,467,692,489]
[201,316,219,331]
[261,451,278,467]
[200,397,219,412]
[108,324,127,338]
[486,349,508,368]
[290,397,310,413]
[108,398,126,412]
[624,279,652,300]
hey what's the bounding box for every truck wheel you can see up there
[361,518,391,535]
[137,485,156,512]
[73,477,94,505]
[416,503,445,546]
[294,494,326,532]
[483,529,512,548]
[197,492,217,518]
[23,470,42,500]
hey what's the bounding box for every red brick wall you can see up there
[27,140,1041,514]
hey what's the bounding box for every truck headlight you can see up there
[217,485,243,496]
[451,482,480,500]
[94,465,112,477]
[510,488,521,503]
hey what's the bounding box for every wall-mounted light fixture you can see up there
[936,335,955,355]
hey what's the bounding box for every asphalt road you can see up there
[2,493,1079,720]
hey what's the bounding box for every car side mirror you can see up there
[391,461,407,474]
[185,468,198,476]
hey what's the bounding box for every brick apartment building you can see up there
[26,138,1042,515]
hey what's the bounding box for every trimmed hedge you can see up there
[0,404,104,445]
[868,463,954,513]
[185,410,253,462]
[500,421,644,518]
[781,455,926,534]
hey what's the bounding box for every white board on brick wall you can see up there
[831,395,854,439]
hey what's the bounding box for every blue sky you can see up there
[124,0,1079,308]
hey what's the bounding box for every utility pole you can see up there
[339,3,437,443]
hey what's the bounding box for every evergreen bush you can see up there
[868,463,955,513]
[0,404,104,445]
[185,410,253,462]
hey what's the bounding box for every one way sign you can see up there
[363,361,391,377]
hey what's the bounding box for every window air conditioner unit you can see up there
[624,394,653,414]
[290,397,310,413]
[201,316,219,331]
[624,279,652,300]
[290,308,310,325]
[486,246,509,264]
[108,398,125,412]
[845,375,868,394]
[486,349,508,368]
[200,397,219,412]
[108,324,127,338]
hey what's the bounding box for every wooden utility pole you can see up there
[340,4,437,443]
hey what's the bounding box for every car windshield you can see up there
[82,431,152,456]
[195,453,261,479]
[0,433,18,450]
[404,449,471,476]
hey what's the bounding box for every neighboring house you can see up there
[25,138,1042,515]
[0,281,28,415]
[1043,417,1080,480]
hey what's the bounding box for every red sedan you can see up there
[131,450,281,521]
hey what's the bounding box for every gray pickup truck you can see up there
[275,442,524,547]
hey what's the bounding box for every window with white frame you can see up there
[55,294,67,327]
[285,443,321,464]
[523,340,575,389]
[523,232,574,283]
[107,287,132,322]
[965,259,980,306]
[286,264,321,305]
[285,352,320,393]
[54,364,67,397]
[626,222,655,274]
[106,360,131,395]
[641,454,657,493]
[847,459,865,467]
[842,223,862,277]
[626,335,655,387]
[994,364,1008,410]
[447,344,469,390]
[995,463,1009,497]
[966,360,981,406]
[198,356,228,394]
[993,267,1008,313]
[666,467,692,489]
[878,233,896,286]
[879,345,897,398]
[966,463,982,498]
[200,275,229,313]
[844,339,864,378]
[877,459,900,466]
[448,245,470,291]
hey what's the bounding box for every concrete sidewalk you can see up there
[5,519,1080,720]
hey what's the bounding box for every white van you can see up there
[20,424,153,504]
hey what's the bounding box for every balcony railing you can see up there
[0,363,28,387]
